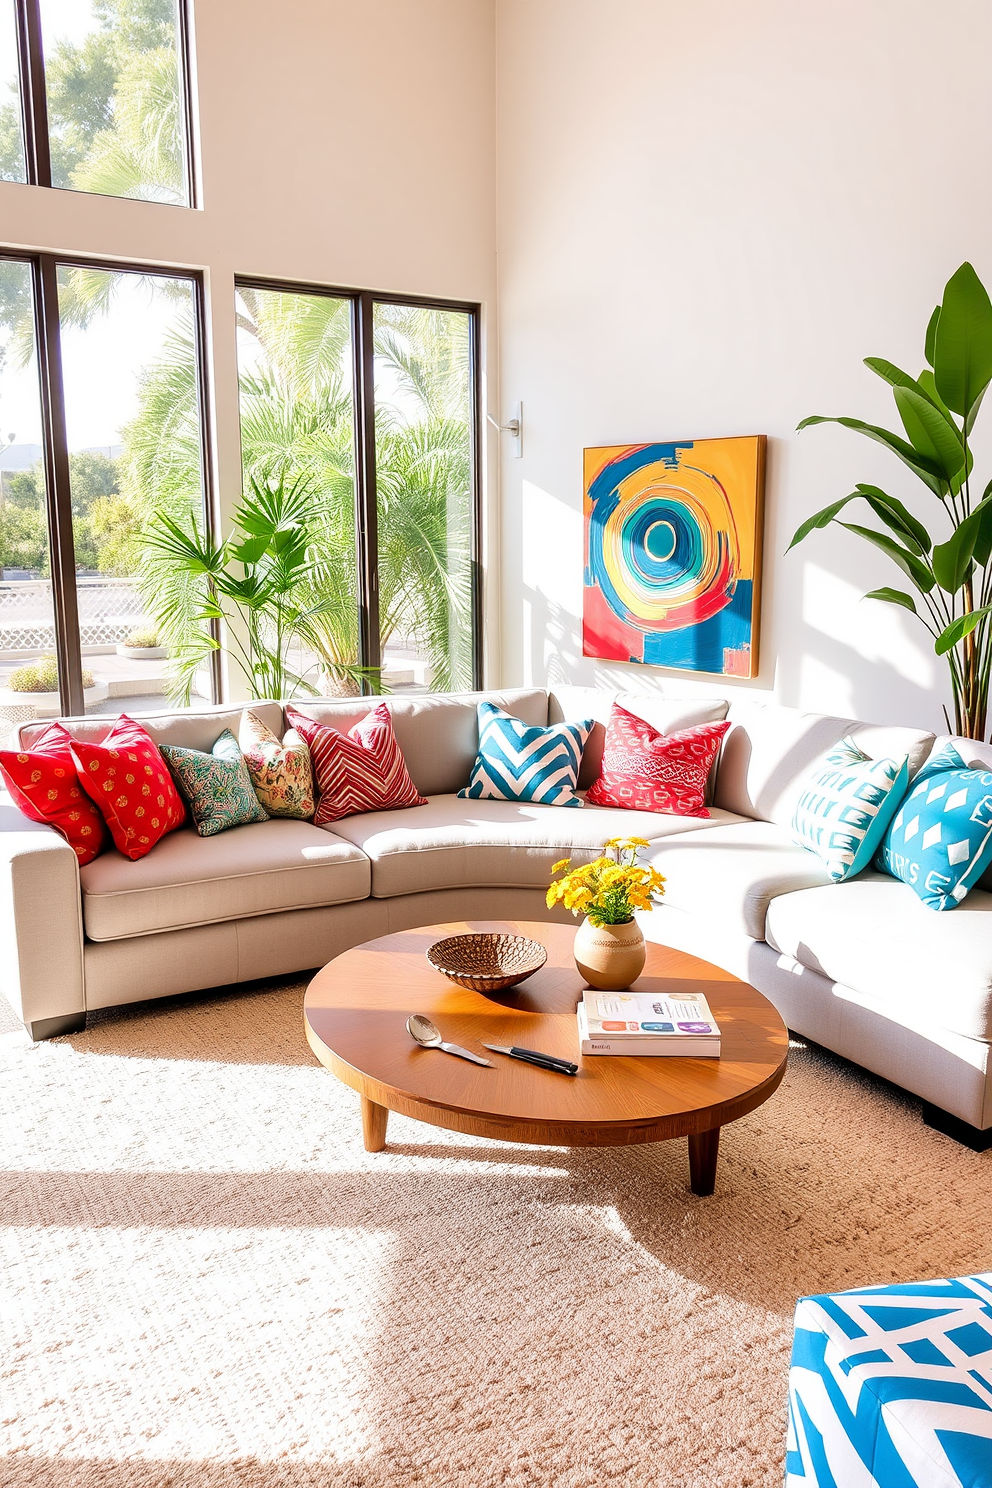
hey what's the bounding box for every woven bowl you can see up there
[426,932,548,992]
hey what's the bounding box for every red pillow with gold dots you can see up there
[0,721,109,865]
[70,714,186,861]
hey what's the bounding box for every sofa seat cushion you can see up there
[646,820,837,939]
[328,794,744,898]
[79,819,371,941]
[765,871,992,1042]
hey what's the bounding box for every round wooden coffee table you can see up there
[304,920,788,1195]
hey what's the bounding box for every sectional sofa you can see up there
[3,685,991,1145]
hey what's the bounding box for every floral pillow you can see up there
[239,710,315,820]
[160,730,269,838]
[0,721,108,864]
[71,714,186,861]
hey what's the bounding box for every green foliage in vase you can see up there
[791,262,992,740]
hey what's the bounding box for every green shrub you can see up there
[124,628,160,648]
[8,655,95,693]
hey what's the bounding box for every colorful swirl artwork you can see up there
[583,437,765,677]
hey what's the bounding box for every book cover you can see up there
[580,989,720,1040]
[577,1003,721,1058]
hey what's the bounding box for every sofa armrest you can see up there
[0,800,85,1038]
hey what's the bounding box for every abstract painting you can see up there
[583,436,765,678]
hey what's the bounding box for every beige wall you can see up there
[495,0,992,731]
[0,0,499,692]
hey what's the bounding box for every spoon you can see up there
[406,1014,492,1066]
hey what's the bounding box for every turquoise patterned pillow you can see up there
[876,741,992,910]
[161,730,268,838]
[791,736,908,882]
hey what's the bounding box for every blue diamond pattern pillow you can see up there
[458,702,593,808]
[790,737,909,882]
[877,741,992,910]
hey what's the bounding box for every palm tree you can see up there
[124,287,474,700]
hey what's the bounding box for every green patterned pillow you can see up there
[160,730,268,838]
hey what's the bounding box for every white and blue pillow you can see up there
[876,741,992,910]
[791,737,908,882]
[458,702,593,808]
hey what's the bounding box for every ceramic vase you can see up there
[573,916,646,990]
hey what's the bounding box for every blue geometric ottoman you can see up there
[786,1275,992,1487]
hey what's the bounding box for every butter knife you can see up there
[482,1044,579,1075]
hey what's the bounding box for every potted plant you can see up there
[791,261,992,740]
[547,837,666,990]
[116,628,167,660]
[2,655,108,717]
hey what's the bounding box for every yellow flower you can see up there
[551,858,571,875]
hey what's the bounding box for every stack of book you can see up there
[576,989,721,1057]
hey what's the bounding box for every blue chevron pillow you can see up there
[458,702,593,807]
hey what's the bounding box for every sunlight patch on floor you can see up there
[1,1225,388,1462]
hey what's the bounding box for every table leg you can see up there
[361,1096,389,1152]
[688,1127,720,1196]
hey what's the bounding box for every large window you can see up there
[0,254,211,718]
[0,0,193,203]
[234,282,480,697]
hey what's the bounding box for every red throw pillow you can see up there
[286,702,426,825]
[585,704,730,817]
[70,714,186,861]
[0,721,108,864]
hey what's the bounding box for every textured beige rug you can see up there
[2,978,989,1488]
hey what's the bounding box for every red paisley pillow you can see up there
[0,721,108,864]
[286,702,426,825]
[585,704,730,817]
[70,714,186,861]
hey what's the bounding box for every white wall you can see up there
[0,0,499,687]
[495,0,992,730]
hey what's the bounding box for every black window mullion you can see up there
[33,255,84,716]
[352,291,381,692]
[15,0,52,187]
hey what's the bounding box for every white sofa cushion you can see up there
[287,689,548,798]
[79,819,370,941]
[646,820,836,939]
[548,686,730,788]
[765,872,992,1042]
[714,701,934,826]
[328,793,743,898]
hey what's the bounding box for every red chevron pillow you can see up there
[585,704,729,817]
[286,702,426,825]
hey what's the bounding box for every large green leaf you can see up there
[933,261,992,418]
[864,357,919,391]
[788,495,861,550]
[893,386,966,480]
[796,415,945,493]
[935,605,992,656]
[864,587,917,614]
[855,484,932,553]
[932,492,992,592]
[924,304,940,368]
[837,522,935,592]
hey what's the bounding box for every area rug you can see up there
[2,978,989,1488]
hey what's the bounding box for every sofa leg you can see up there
[26,1012,86,1041]
[922,1102,992,1152]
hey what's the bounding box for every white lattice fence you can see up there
[0,578,148,651]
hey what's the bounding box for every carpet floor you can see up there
[1,977,989,1488]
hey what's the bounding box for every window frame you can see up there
[0,248,216,715]
[13,0,198,206]
[235,275,484,693]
